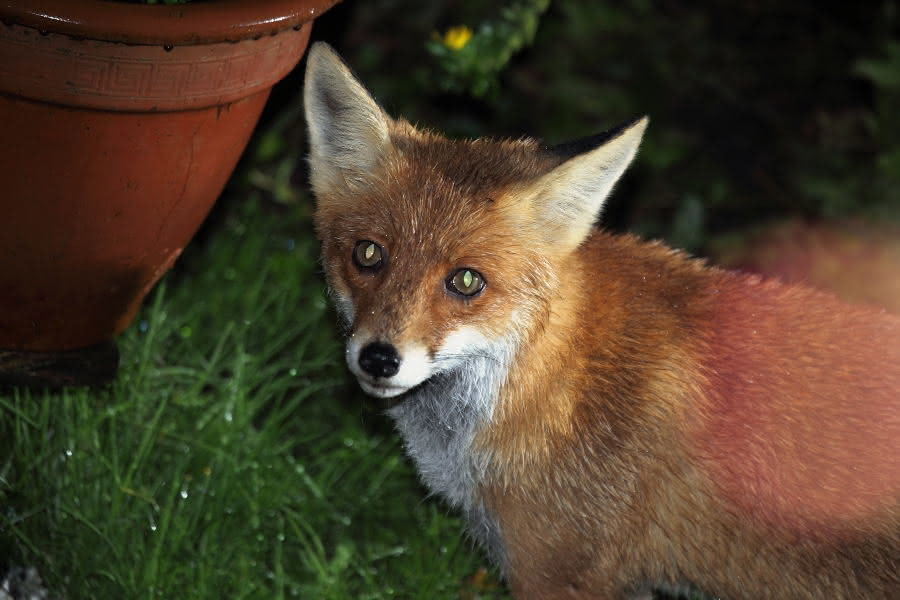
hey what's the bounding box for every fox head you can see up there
[304,42,646,400]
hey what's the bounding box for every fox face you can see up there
[316,150,537,400]
[304,42,645,405]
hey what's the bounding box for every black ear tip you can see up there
[547,115,649,160]
[609,115,649,137]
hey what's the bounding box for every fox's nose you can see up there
[358,342,401,378]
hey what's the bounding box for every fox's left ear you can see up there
[304,42,392,196]
[527,117,648,251]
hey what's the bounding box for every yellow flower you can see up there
[442,26,473,51]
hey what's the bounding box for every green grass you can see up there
[0,198,505,599]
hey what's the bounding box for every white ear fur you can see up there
[529,117,648,250]
[303,42,391,194]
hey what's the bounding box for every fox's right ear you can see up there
[525,117,648,252]
[304,42,391,195]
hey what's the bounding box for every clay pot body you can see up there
[0,0,339,379]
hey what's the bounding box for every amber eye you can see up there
[352,240,384,270]
[447,268,485,297]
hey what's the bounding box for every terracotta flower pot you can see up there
[0,0,341,386]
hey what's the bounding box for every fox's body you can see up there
[304,43,900,598]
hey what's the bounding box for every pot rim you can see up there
[0,0,342,45]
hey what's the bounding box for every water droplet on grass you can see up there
[289,368,297,377]
[180,489,188,500]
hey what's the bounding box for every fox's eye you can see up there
[352,240,384,270]
[447,268,485,297]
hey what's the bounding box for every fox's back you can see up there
[694,261,900,539]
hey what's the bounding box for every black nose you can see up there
[358,342,401,378]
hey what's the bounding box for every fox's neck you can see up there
[472,252,594,465]
[480,233,711,473]
[385,335,515,567]
[385,334,516,498]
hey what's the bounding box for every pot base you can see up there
[0,342,119,389]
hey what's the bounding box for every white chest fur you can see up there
[386,341,512,567]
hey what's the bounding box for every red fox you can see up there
[303,42,899,599]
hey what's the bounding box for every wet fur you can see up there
[305,43,900,599]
